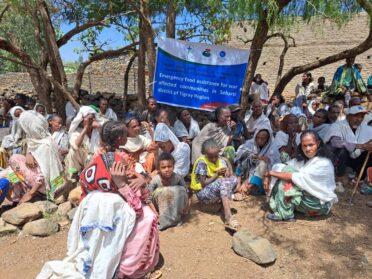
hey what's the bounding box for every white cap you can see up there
[347,105,367,115]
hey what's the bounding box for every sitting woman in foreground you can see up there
[191,139,240,231]
[265,130,338,222]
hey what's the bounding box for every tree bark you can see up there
[123,52,138,113]
[274,15,372,95]
[137,16,147,109]
[166,1,176,38]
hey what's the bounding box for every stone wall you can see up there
[228,12,372,99]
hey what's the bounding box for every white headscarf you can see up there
[19,110,63,189]
[154,123,190,177]
[9,106,25,120]
[68,106,101,154]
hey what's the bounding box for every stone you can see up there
[54,195,66,205]
[67,208,77,221]
[68,186,82,206]
[232,228,276,265]
[1,203,42,226]
[0,218,17,236]
[33,201,58,214]
[23,218,59,237]
[56,201,72,217]
[58,217,70,227]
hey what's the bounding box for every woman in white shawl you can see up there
[154,123,190,178]
[1,106,25,152]
[173,109,200,145]
[64,106,102,175]
[235,127,280,196]
[264,130,338,222]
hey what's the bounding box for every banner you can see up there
[153,38,250,111]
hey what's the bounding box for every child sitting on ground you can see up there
[149,152,189,230]
[191,139,241,231]
[49,115,69,158]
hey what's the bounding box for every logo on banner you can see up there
[219,51,226,57]
[202,49,211,57]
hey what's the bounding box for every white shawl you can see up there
[270,157,338,204]
[310,123,331,142]
[100,107,118,121]
[37,191,136,279]
[323,119,372,158]
[273,130,301,149]
[173,118,200,139]
[69,106,101,154]
[244,112,271,134]
[19,111,63,188]
[154,123,191,177]
[1,106,25,149]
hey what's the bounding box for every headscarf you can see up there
[33,103,46,112]
[19,110,64,198]
[68,106,100,154]
[9,106,25,120]
[154,123,190,177]
[291,96,307,118]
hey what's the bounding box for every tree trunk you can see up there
[28,68,52,111]
[123,52,138,113]
[240,18,269,110]
[166,1,176,38]
[274,17,372,95]
[137,17,147,109]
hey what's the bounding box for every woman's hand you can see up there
[217,168,227,176]
[110,162,126,188]
[25,153,37,168]
[128,176,148,192]
[257,155,271,164]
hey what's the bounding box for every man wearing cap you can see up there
[324,105,372,184]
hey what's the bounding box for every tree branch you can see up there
[0,4,9,23]
[0,55,39,69]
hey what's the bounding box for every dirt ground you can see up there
[0,186,371,279]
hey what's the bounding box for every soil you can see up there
[0,187,371,279]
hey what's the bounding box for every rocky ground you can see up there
[0,186,371,279]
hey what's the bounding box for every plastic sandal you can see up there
[266,213,295,222]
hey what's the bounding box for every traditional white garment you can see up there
[295,82,316,97]
[1,106,25,149]
[273,130,301,149]
[250,82,269,102]
[244,112,271,134]
[65,101,78,125]
[266,103,289,118]
[121,135,152,164]
[173,118,200,139]
[19,111,64,189]
[37,191,136,279]
[310,123,331,142]
[69,106,101,154]
[154,123,191,177]
[323,119,372,158]
[52,130,70,151]
[100,107,118,121]
[270,157,338,204]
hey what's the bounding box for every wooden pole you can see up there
[349,151,371,204]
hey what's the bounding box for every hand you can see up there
[263,173,271,193]
[83,114,94,129]
[141,121,151,131]
[237,183,249,196]
[361,142,372,151]
[110,162,126,188]
[128,176,147,192]
[258,156,271,164]
[228,120,237,129]
[92,120,100,129]
[25,153,37,168]
[217,168,227,176]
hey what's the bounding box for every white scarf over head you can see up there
[173,118,200,139]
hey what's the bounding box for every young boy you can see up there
[49,115,69,157]
[149,152,188,230]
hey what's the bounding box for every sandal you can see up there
[146,270,162,279]
[266,213,295,222]
[233,192,246,201]
[225,216,241,232]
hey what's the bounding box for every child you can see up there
[191,139,241,231]
[49,115,69,157]
[149,152,188,230]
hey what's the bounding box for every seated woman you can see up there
[1,106,25,155]
[120,113,157,174]
[264,130,338,222]
[192,106,235,164]
[309,109,331,142]
[173,108,200,145]
[154,123,190,178]
[291,95,311,130]
[235,127,280,196]
[273,114,301,163]
[0,110,65,204]
[149,152,188,230]
[34,103,47,118]
[78,121,160,279]
[65,106,101,175]
[191,139,240,231]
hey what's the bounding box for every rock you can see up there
[56,201,72,217]
[0,218,17,236]
[68,186,82,206]
[232,228,276,265]
[1,203,42,226]
[67,208,77,221]
[33,201,58,214]
[23,218,59,237]
[58,217,70,227]
[54,195,66,205]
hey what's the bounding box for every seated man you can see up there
[98,97,117,121]
[244,100,271,139]
[324,105,372,186]
[141,97,158,126]
[327,105,341,124]
[328,57,367,97]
